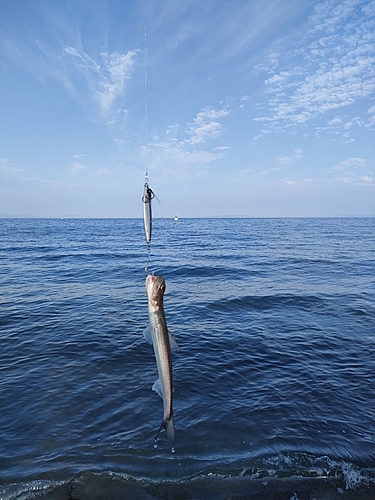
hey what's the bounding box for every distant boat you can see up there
[174,215,178,221]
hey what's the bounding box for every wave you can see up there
[1,454,374,500]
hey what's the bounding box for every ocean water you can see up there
[0,217,374,500]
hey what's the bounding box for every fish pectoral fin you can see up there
[168,331,180,351]
[152,379,162,398]
[143,325,153,345]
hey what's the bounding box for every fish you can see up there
[144,274,179,446]
[142,175,154,250]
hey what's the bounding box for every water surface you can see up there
[0,218,374,499]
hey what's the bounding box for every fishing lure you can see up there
[142,173,156,274]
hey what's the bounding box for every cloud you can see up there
[331,157,366,172]
[151,141,224,167]
[71,153,88,159]
[329,156,375,186]
[33,43,138,117]
[277,148,303,167]
[185,107,230,144]
[0,157,82,187]
[71,162,87,173]
[61,47,138,116]
[327,116,342,125]
[360,176,375,183]
[265,71,294,86]
[144,106,230,175]
[367,105,375,129]
[147,0,307,70]
[95,50,138,114]
[0,157,25,176]
[64,46,101,73]
[254,0,375,133]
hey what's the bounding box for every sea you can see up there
[0,217,374,500]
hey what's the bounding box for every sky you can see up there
[1,0,374,218]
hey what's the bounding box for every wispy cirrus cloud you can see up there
[1,27,138,120]
[0,156,82,187]
[367,105,375,129]
[63,47,138,116]
[64,46,101,72]
[98,51,137,114]
[254,0,375,135]
[0,157,25,176]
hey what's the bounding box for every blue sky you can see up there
[1,0,374,217]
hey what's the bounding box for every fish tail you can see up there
[165,416,175,442]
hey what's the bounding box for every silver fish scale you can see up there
[149,307,173,420]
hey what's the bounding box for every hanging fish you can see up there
[144,274,179,449]
[142,173,155,251]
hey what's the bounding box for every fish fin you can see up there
[143,325,152,345]
[154,416,175,444]
[168,331,180,351]
[154,420,164,442]
[152,379,162,398]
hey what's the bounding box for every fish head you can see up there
[145,274,166,309]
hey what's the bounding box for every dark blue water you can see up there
[0,218,374,499]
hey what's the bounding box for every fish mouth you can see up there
[145,275,166,300]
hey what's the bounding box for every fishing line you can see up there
[142,29,154,275]
[144,26,148,167]
[141,29,160,275]
[144,253,151,275]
